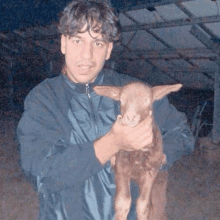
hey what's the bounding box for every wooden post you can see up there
[212,58,220,144]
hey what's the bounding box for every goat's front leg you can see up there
[136,169,159,220]
[114,153,132,220]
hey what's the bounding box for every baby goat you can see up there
[94,82,182,220]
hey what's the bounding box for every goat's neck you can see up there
[140,116,158,151]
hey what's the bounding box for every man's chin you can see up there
[77,76,97,84]
[66,70,98,84]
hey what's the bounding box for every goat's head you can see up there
[94,82,182,127]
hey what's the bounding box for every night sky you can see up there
[0,0,127,32]
[0,0,69,32]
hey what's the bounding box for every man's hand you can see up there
[109,115,153,151]
[94,115,153,165]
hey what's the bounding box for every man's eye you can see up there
[73,40,81,44]
[95,42,103,47]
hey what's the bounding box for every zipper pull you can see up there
[86,84,91,98]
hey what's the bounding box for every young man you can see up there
[17,0,195,219]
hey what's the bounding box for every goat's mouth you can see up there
[122,118,139,127]
[128,122,138,127]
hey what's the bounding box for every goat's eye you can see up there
[120,97,125,105]
[145,98,150,105]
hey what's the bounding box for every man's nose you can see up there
[81,43,93,59]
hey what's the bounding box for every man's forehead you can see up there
[72,30,107,41]
[77,22,107,40]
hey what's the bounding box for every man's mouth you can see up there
[77,64,93,70]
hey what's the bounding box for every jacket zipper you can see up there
[86,84,99,138]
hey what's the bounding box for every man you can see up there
[17,0,195,219]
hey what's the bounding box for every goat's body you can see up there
[93,82,182,220]
[114,122,166,220]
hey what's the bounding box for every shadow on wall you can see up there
[168,88,214,139]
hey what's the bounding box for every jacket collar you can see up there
[62,70,105,94]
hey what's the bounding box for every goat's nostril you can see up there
[127,115,136,121]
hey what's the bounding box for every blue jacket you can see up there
[17,69,195,219]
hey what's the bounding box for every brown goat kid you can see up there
[94,82,182,220]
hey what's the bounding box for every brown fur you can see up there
[94,82,182,220]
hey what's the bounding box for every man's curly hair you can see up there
[58,0,121,42]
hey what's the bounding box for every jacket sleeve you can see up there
[17,86,103,194]
[153,97,195,170]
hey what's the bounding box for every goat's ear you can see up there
[152,84,182,101]
[93,86,121,101]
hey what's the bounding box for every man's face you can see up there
[61,28,113,84]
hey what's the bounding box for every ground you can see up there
[0,110,220,220]
[0,112,38,220]
[166,137,220,220]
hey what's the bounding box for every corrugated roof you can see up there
[1,0,220,90]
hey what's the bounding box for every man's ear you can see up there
[105,42,113,60]
[61,35,66,55]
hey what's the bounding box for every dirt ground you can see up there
[0,112,38,220]
[166,137,220,220]
[0,110,220,220]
